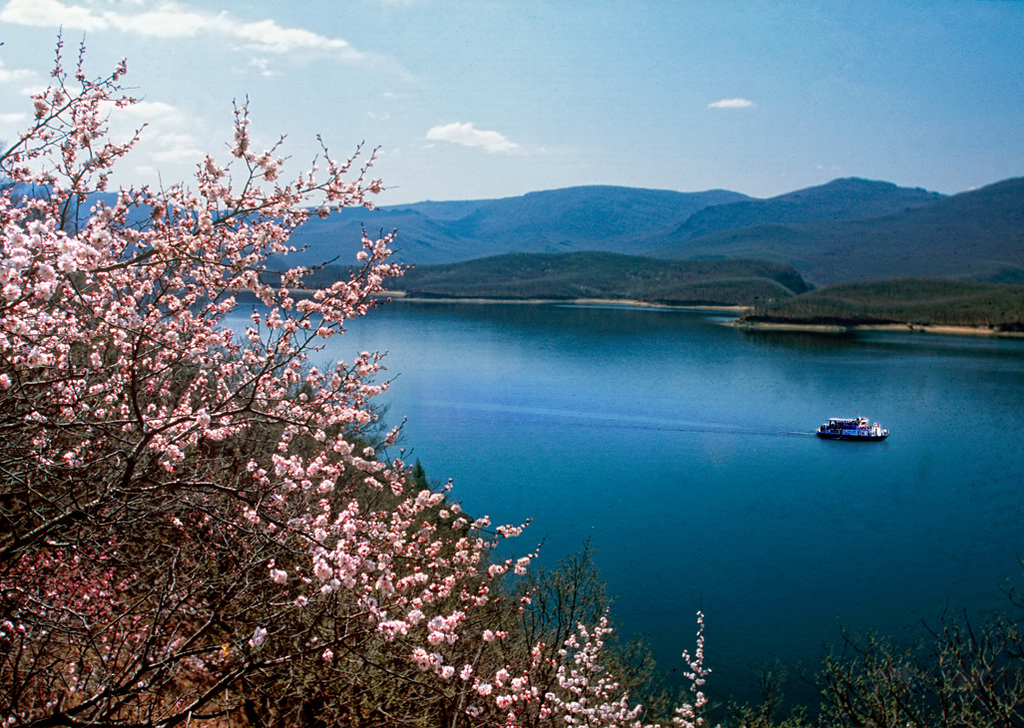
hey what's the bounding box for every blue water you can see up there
[232,301,1024,708]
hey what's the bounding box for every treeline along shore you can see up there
[282,253,1024,337]
[387,251,811,308]
[734,278,1024,336]
[284,251,809,306]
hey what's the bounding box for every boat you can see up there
[817,416,889,441]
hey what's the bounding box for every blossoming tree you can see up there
[0,43,706,728]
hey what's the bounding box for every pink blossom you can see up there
[411,647,432,671]
[0,44,721,728]
[313,559,332,582]
[248,627,267,649]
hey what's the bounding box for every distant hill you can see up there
[283,177,1024,289]
[284,185,750,266]
[390,199,496,221]
[68,174,1023,292]
[393,252,809,307]
[441,186,750,253]
[286,206,477,265]
[651,177,1024,286]
[655,177,944,242]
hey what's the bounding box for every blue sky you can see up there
[0,0,1021,205]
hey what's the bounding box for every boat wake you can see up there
[414,399,815,439]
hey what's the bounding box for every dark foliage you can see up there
[394,251,810,306]
[740,278,1024,330]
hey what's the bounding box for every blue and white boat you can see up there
[817,416,889,441]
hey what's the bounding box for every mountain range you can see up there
[275,176,1024,287]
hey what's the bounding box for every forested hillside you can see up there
[395,252,810,306]
[739,278,1024,331]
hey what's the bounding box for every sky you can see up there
[0,0,1021,206]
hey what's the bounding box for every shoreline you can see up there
[385,292,1024,338]
[385,291,748,313]
[729,319,1024,339]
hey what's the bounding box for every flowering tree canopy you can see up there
[0,43,706,728]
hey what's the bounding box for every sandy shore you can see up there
[730,319,1024,338]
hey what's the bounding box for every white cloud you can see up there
[102,99,207,173]
[0,0,371,60]
[425,122,519,153]
[248,57,275,78]
[112,7,223,39]
[708,98,756,109]
[0,0,107,30]
[150,143,205,164]
[0,59,38,85]
[235,19,365,60]
[117,99,184,121]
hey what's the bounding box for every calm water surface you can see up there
[241,301,1024,708]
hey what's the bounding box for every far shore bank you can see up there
[729,319,1024,339]
[384,291,749,313]
[385,292,1024,339]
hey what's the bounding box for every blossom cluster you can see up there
[0,44,711,728]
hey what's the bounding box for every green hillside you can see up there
[739,278,1024,330]
[392,252,810,306]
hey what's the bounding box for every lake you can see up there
[241,300,1024,710]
